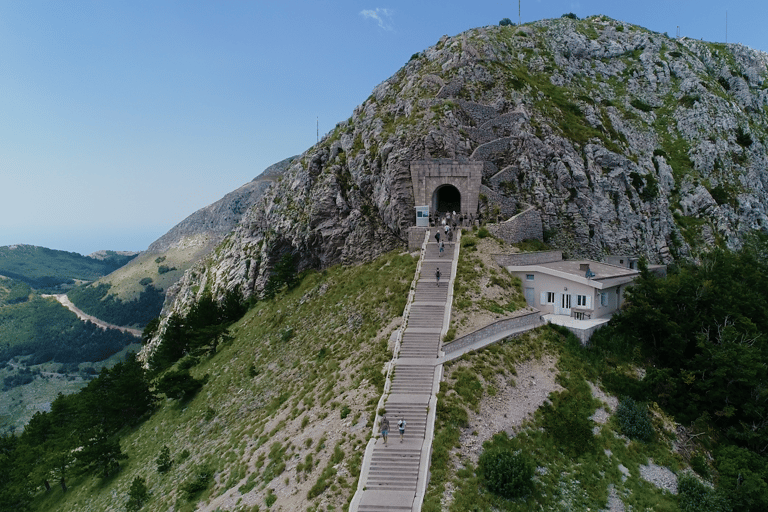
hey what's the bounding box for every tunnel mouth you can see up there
[432,185,461,213]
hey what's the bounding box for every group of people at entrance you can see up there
[430,210,473,228]
[380,416,406,445]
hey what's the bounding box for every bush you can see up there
[678,473,732,512]
[340,405,351,419]
[156,445,173,474]
[478,449,534,499]
[139,277,153,286]
[630,98,654,112]
[616,396,654,442]
[499,18,513,26]
[561,12,578,19]
[181,464,214,501]
[477,227,490,238]
[736,126,753,147]
[126,476,149,511]
[156,369,207,400]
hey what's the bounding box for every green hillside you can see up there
[0,245,136,290]
[1,249,417,512]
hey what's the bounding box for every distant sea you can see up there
[0,225,167,255]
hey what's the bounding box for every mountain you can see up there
[148,15,768,347]
[0,245,137,290]
[66,157,295,323]
[7,15,768,512]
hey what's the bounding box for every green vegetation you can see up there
[478,446,534,499]
[0,245,135,290]
[0,297,136,365]
[67,282,164,328]
[0,249,416,511]
[616,396,654,442]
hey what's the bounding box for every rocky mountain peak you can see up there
[143,15,768,357]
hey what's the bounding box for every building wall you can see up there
[511,271,622,319]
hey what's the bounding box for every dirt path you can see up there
[42,294,142,338]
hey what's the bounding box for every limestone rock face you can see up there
[143,16,768,358]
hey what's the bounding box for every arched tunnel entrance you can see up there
[432,185,461,214]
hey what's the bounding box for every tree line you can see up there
[591,232,768,511]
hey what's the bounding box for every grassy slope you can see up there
[423,231,685,511]
[0,245,134,285]
[32,250,417,512]
[425,328,683,511]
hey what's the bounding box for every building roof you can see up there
[507,259,640,290]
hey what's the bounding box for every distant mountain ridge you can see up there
[0,245,137,288]
[145,156,296,255]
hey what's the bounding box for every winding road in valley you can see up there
[42,294,143,338]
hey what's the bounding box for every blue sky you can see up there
[1,1,766,255]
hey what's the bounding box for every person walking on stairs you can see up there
[435,267,441,287]
[439,239,444,257]
[398,418,406,443]
[380,416,390,446]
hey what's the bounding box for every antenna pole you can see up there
[518,0,521,26]
[726,11,728,43]
[316,117,319,144]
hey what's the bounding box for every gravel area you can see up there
[639,461,678,494]
[453,354,562,464]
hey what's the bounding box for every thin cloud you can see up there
[360,8,394,30]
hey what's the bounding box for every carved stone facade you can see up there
[410,160,483,216]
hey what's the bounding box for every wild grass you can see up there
[30,250,417,512]
[424,325,684,511]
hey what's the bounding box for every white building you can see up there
[507,259,639,319]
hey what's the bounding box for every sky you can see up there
[1,1,767,255]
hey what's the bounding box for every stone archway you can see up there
[410,160,482,217]
[432,184,461,213]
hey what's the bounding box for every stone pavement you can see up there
[350,233,460,512]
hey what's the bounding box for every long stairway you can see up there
[352,235,458,512]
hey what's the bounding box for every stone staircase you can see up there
[350,232,459,512]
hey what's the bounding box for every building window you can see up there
[526,274,534,281]
[561,294,571,309]
[546,292,555,304]
[577,294,588,307]
[601,292,608,307]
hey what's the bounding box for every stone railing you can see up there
[442,310,542,355]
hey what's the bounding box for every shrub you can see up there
[616,396,654,442]
[156,445,173,474]
[477,227,490,238]
[678,473,732,512]
[561,12,578,19]
[139,277,153,286]
[499,18,513,26]
[181,464,214,501]
[736,126,753,147]
[156,369,207,400]
[126,476,149,511]
[340,405,351,419]
[630,98,654,112]
[478,449,534,499]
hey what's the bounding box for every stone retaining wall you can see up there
[407,227,429,251]
[492,250,563,268]
[486,206,544,245]
[443,311,542,354]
